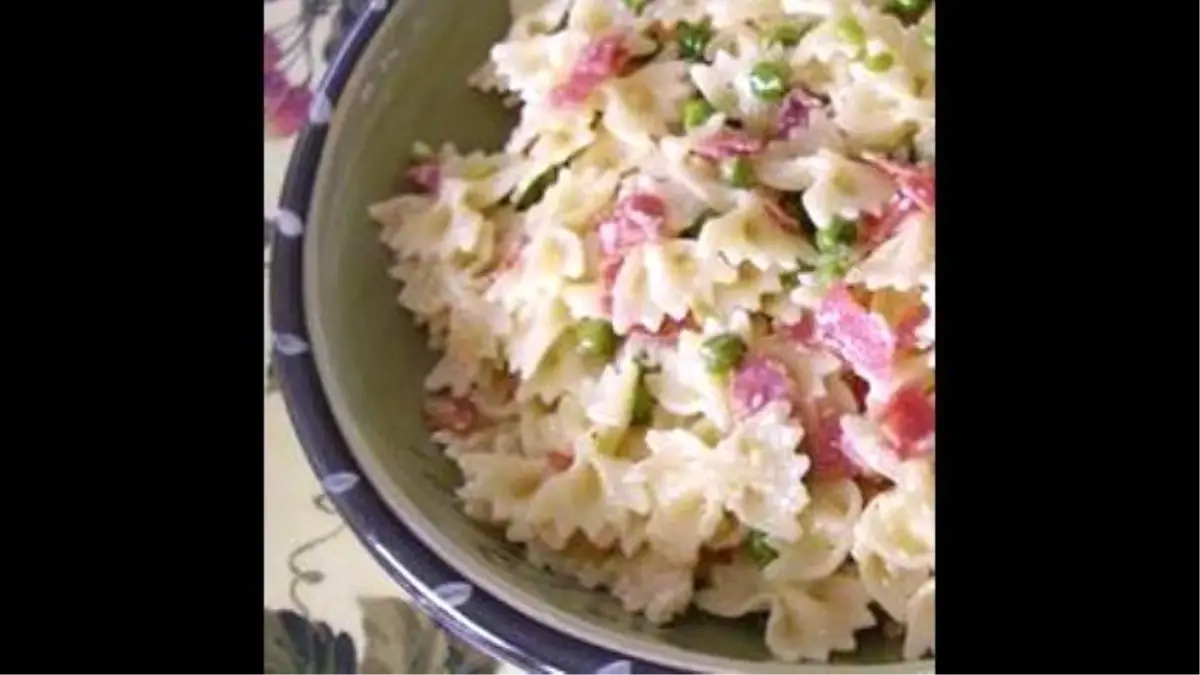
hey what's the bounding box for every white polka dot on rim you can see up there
[308,91,333,125]
[432,581,473,608]
[368,0,387,11]
[273,333,310,356]
[275,209,303,237]
[321,471,360,495]
[595,660,633,675]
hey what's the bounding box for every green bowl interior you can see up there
[304,2,928,672]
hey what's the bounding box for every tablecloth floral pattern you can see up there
[263,2,514,672]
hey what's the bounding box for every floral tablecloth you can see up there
[263,3,517,672]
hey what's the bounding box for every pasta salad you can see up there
[369,0,934,662]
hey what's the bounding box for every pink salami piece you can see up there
[546,449,575,473]
[859,193,921,248]
[774,312,819,347]
[731,355,795,417]
[775,87,824,139]
[878,384,935,458]
[549,32,630,107]
[800,397,861,481]
[894,304,930,351]
[598,192,667,256]
[498,233,527,271]
[598,256,624,315]
[693,128,766,160]
[424,395,482,435]
[406,162,441,194]
[861,154,935,213]
[815,284,897,380]
[628,313,696,341]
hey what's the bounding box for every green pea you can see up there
[745,530,778,567]
[749,61,790,102]
[630,371,656,426]
[574,319,617,359]
[682,98,715,131]
[676,20,713,63]
[700,333,747,374]
[767,24,805,48]
[680,209,717,239]
[864,51,895,73]
[621,0,650,14]
[721,156,756,188]
[835,17,866,47]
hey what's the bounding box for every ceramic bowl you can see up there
[269,1,933,672]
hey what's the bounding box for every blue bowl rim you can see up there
[267,2,684,674]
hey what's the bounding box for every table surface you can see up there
[263,3,521,672]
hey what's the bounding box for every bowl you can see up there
[269,1,934,672]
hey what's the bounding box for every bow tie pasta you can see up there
[371,0,935,662]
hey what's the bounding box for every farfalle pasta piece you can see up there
[846,210,934,291]
[698,558,877,662]
[697,192,819,272]
[505,298,573,378]
[632,426,730,563]
[491,29,595,104]
[712,401,811,541]
[800,148,896,228]
[580,354,642,429]
[456,452,547,530]
[853,458,935,570]
[753,109,848,191]
[643,330,734,431]
[611,547,697,624]
[764,478,863,583]
[610,239,723,334]
[903,577,935,659]
[524,165,622,234]
[852,537,929,621]
[599,62,693,150]
[518,337,603,405]
[525,535,620,590]
[521,433,651,549]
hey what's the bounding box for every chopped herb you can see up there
[700,333,747,374]
[766,23,807,48]
[680,209,718,238]
[814,245,854,286]
[817,216,858,251]
[676,20,713,63]
[513,165,561,211]
[745,530,778,567]
[630,368,656,426]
